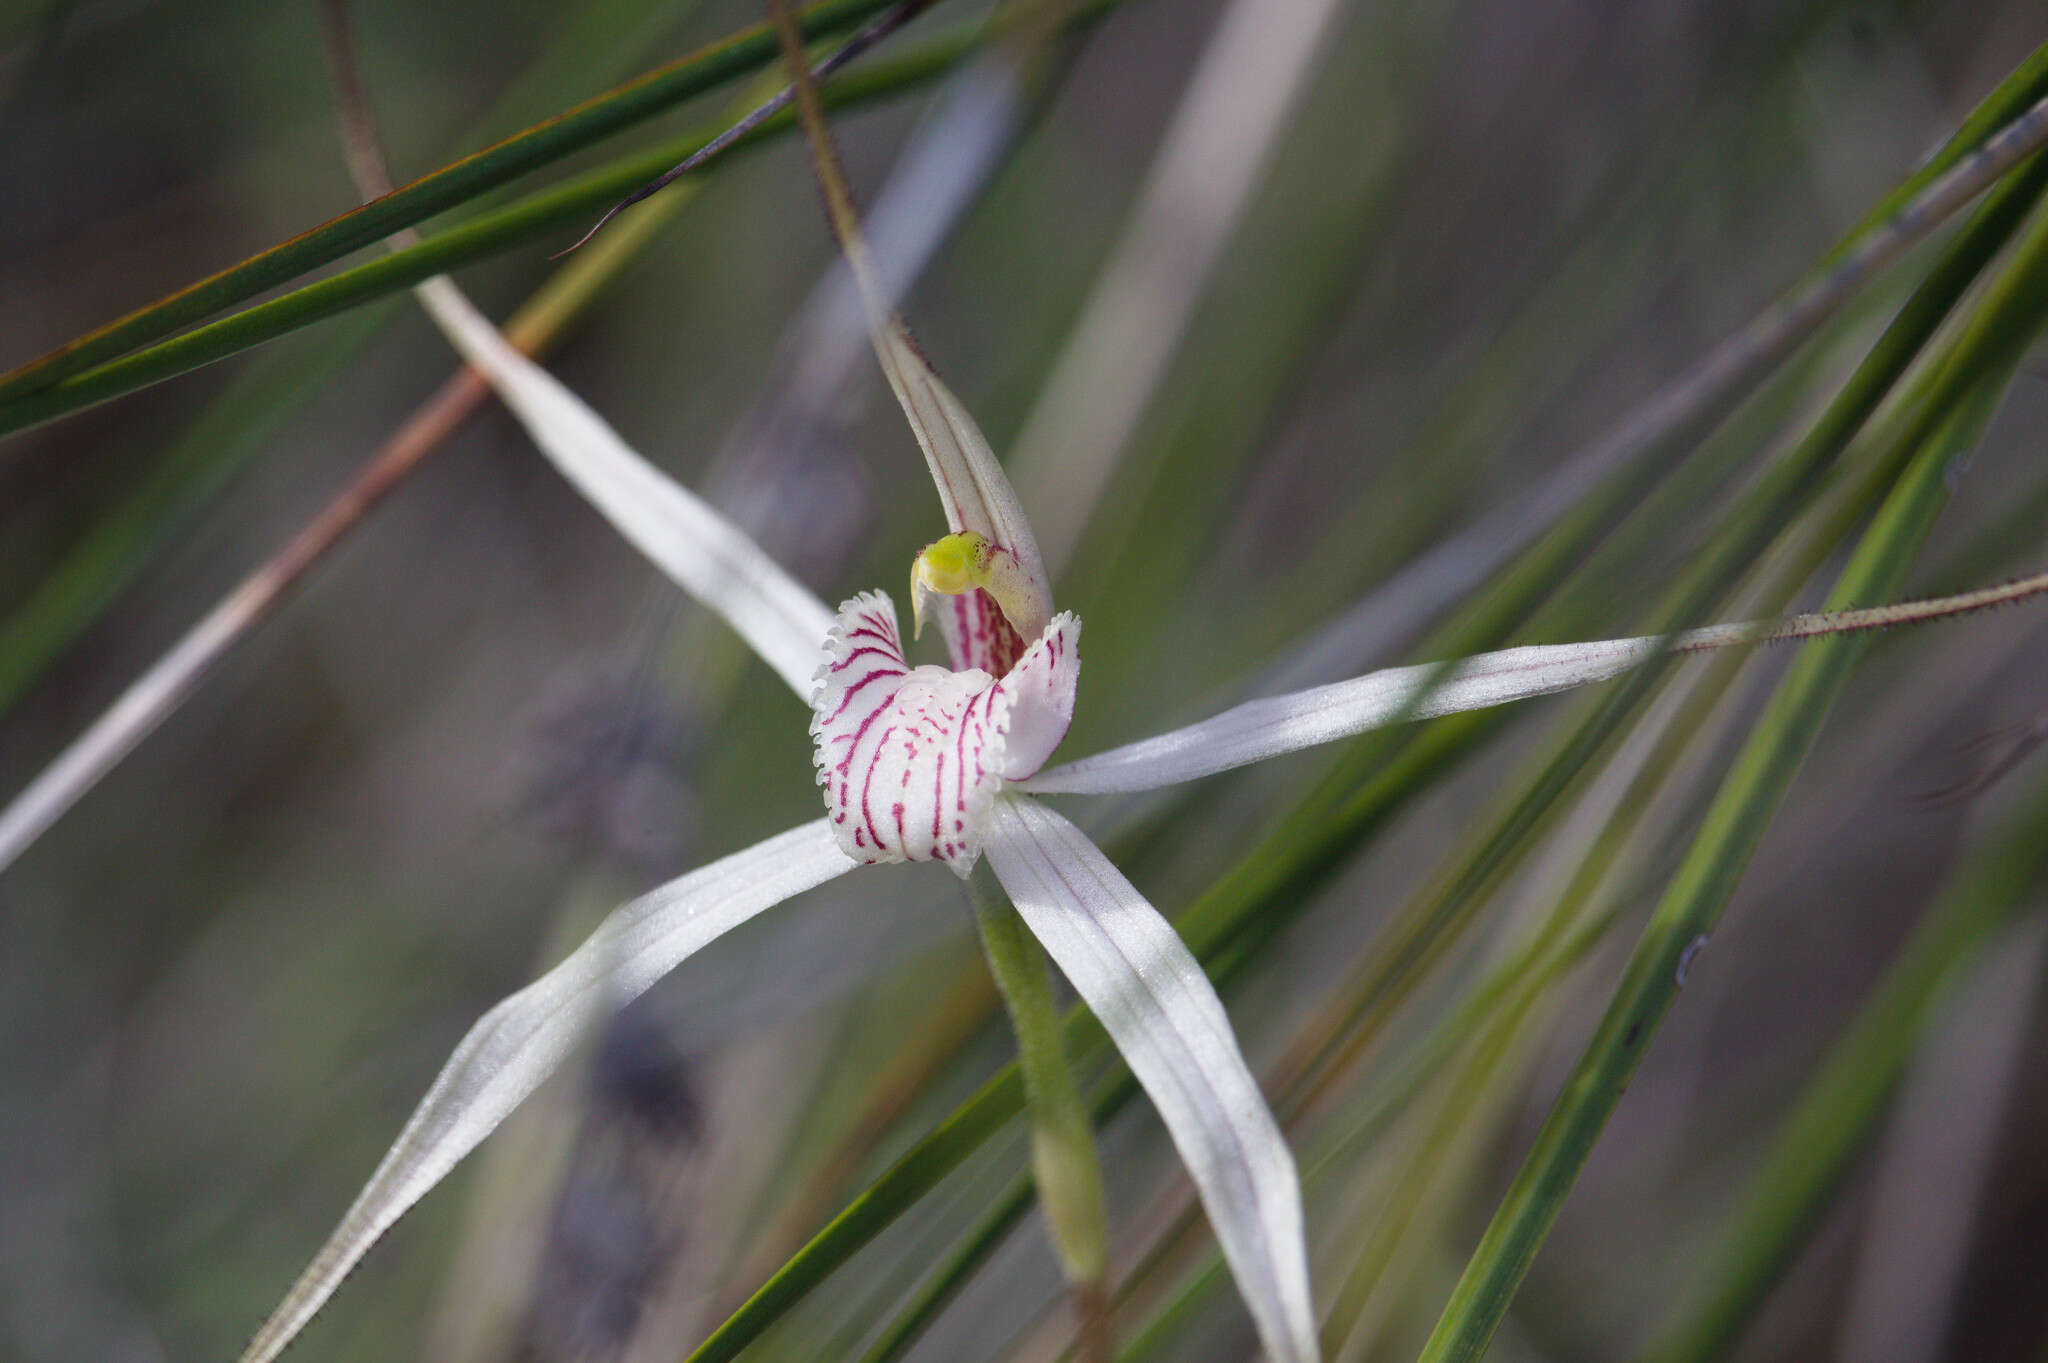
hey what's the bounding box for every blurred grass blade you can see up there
[1644,772,2048,1363]
[0,0,708,721]
[1829,914,2044,1363]
[0,583,261,871]
[0,4,1126,442]
[411,279,836,696]
[0,60,769,873]
[855,1171,1038,1363]
[984,796,1319,1363]
[1007,0,1348,576]
[1021,575,2048,796]
[683,1067,1029,1363]
[0,0,901,407]
[1264,62,2048,694]
[1413,184,2048,1360]
[238,821,855,1363]
[0,307,393,718]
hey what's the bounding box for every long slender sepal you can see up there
[1022,573,2048,795]
[238,820,856,1363]
[982,795,1319,1363]
[411,278,836,698]
[768,0,1051,670]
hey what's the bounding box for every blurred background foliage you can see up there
[4,0,2048,1361]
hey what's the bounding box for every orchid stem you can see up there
[968,864,1112,1361]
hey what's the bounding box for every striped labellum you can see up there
[810,588,1079,874]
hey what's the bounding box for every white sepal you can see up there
[413,278,836,698]
[810,593,1079,874]
[872,320,1054,653]
[1024,570,2048,796]
[982,795,1319,1363]
[238,819,857,1363]
[1020,635,1678,795]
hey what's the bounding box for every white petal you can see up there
[1020,635,1673,795]
[238,820,856,1363]
[810,594,1078,873]
[995,610,1081,781]
[412,278,836,698]
[982,796,1318,1363]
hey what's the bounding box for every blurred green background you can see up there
[4,1,2048,1361]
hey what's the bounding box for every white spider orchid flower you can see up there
[238,274,2048,1363]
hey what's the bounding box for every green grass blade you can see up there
[1819,42,2048,268]
[851,1174,1037,1363]
[0,6,1131,441]
[0,0,897,406]
[1643,772,2048,1363]
[680,1067,1025,1363]
[1411,189,2048,1361]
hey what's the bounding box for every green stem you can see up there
[0,38,961,440]
[0,1,1127,443]
[969,865,1113,1353]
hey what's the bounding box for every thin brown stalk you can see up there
[0,366,493,868]
[0,6,826,871]
[554,0,941,257]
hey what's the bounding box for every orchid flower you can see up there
[234,256,2048,1363]
[234,50,2048,1363]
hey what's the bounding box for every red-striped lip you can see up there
[810,590,1080,875]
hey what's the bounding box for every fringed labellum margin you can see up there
[810,589,1079,875]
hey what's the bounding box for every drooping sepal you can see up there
[810,592,1080,874]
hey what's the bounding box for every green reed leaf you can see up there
[1411,185,2048,1360]
[0,0,899,407]
[1643,770,2048,1363]
[0,37,969,440]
